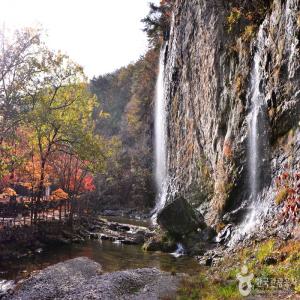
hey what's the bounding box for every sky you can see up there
[0,0,159,78]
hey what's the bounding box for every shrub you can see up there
[235,73,244,94]
[275,188,288,205]
[227,8,242,32]
[216,222,226,233]
[275,169,300,223]
[223,139,233,158]
[242,25,257,42]
[226,1,271,39]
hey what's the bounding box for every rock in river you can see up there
[157,196,206,236]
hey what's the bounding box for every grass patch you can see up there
[177,238,300,299]
[225,268,240,280]
[178,276,242,300]
[256,240,275,262]
[216,282,241,299]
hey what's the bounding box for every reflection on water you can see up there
[0,240,202,282]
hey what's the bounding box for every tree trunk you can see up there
[34,158,46,223]
[68,197,74,231]
[59,202,62,221]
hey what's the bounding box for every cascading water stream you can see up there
[248,37,264,205]
[229,2,299,245]
[230,25,269,243]
[152,44,168,221]
[242,40,264,234]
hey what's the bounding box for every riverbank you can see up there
[1,213,298,299]
[0,215,153,263]
[3,237,299,300]
[0,215,202,282]
[177,237,300,299]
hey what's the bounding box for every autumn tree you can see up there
[50,153,94,197]
[0,28,43,142]
[24,51,112,204]
[0,28,48,182]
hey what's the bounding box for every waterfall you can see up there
[242,24,270,236]
[248,29,265,203]
[152,44,168,220]
[242,27,265,234]
[230,25,269,243]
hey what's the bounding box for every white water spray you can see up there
[170,243,185,258]
[243,26,266,235]
[229,1,299,246]
[248,35,264,203]
[230,26,268,243]
[153,45,168,220]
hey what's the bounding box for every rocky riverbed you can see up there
[87,217,154,245]
[8,257,183,300]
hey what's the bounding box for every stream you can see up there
[0,217,202,285]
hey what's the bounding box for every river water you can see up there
[0,219,202,283]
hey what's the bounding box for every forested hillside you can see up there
[90,49,159,211]
[89,0,173,213]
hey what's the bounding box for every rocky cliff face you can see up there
[164,0,300,227]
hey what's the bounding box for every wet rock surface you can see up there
[164,0,300,231]
[142,236,177,253]
[88,218,154,246]
[9,257,182,300]
[0,279,15,298]
[157,196,206,236]
[222,207,250,225]
[214,224,233,244]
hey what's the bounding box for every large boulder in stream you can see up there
[10,257,182,300]
[157,196,206,236]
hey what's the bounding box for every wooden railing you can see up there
[0,196,91,229]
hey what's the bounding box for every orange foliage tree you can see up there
[50,152,96,198]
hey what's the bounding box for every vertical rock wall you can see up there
[164,0,300,224]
